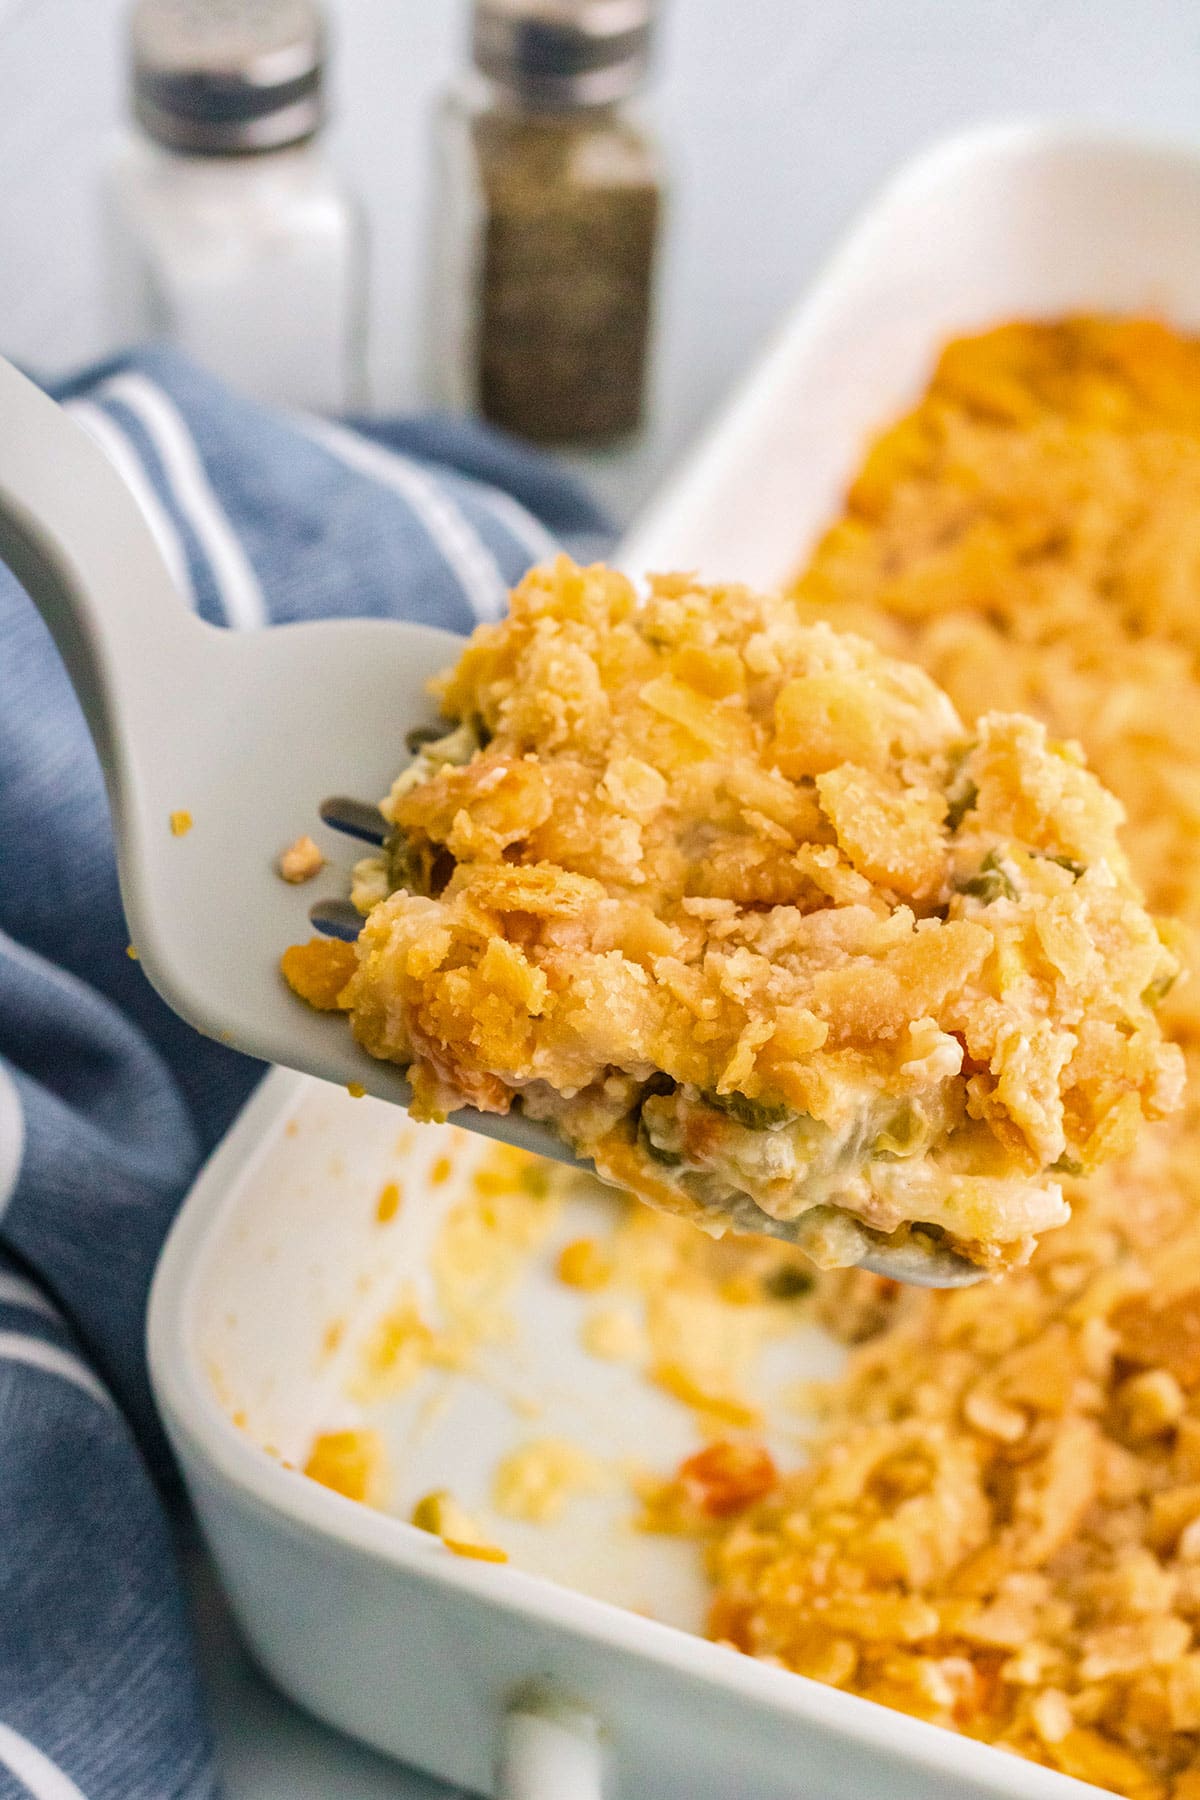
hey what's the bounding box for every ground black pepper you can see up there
[470,110,661,443]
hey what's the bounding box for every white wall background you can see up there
[2,0,1199,514]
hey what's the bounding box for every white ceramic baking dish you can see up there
[149,119,1200,1800]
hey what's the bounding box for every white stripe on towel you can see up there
[0,1333,113,1409]
[0,1063,24,1224]
[95,372,267,630]
[300,416,509,621]
[474,484,559,567]
[0,1272,57,1321]
[65,399,193,605]
[0,1725,88,1800]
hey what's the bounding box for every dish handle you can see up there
[497,1689,605,1800]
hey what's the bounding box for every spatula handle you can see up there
[0,354,208,786]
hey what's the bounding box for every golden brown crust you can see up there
[685,316,1200,1794]
[334,555,1180,1269]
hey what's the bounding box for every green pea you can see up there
[943,744,980,833]
[1142,972,1177,1007]
[872,1103,928,1160]
[638,1120,682,1167]
[405,724,445,755]
[703,1090,794,1131]
[956,848,1017,904]
[763,1265,814,1301]
[385,829,444,897]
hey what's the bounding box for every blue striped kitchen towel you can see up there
[0,347,610,1800]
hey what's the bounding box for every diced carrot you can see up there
[677,1442,778,1518]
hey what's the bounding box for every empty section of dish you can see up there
[193,1079,842,1630]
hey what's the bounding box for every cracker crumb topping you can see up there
[278,833,325,883]
[312,555,1179,1273]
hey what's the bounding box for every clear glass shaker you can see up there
[430,0,664,446]
[104,0,367,412]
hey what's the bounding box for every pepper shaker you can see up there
[430,0,664,446]
[104,0,367,412]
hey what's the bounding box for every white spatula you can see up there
[0,355,980,1286]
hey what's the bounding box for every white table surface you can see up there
[3,0,1200,1792]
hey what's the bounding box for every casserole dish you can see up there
[150,120,1200,1798]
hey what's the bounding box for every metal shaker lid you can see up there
[130,0,326,155]
[473,0,656,109]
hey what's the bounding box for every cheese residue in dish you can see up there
[347,1146,564,1404]
[492,1437,604,1523]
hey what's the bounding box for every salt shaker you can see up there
[104,0,367,412]
[430,0,664,446]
